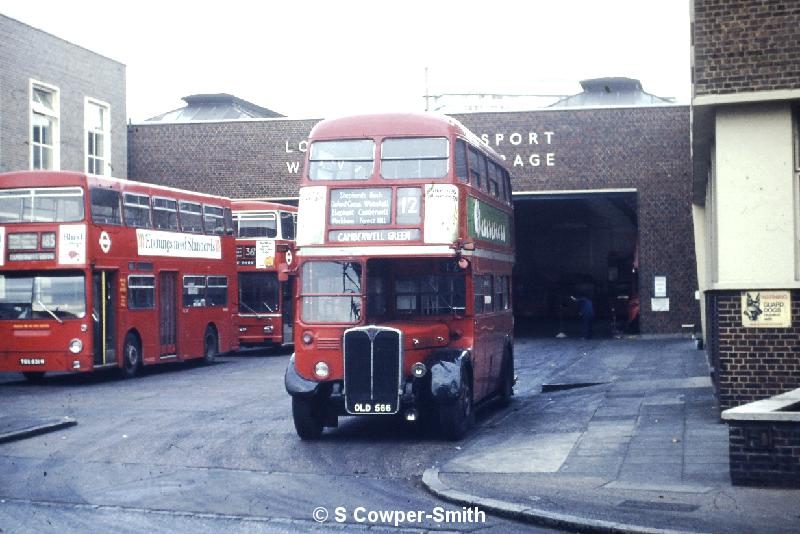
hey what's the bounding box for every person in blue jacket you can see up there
[571,295,595,339]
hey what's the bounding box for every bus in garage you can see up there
[284,113,515,440]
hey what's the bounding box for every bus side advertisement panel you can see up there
[467,196,511,246]
[136,229,222,259]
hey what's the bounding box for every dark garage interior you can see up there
[512,192,639,338]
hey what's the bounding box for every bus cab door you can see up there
[92,270,117,367]
[159,272,178,356]
[282,277,294,345]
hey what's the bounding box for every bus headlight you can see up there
[302,331,314,345]
[68,339,83,354]
[314,361,329,379]
[263,325,274,334]
[239,327,247,333]
[411,362,427,378]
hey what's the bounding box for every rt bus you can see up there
[0,171,239,381]
[232,200,296,348]
[284,113,515,440]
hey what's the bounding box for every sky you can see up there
[1,0,691,122]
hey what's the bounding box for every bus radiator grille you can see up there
[343,327,401,414]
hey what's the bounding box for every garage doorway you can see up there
[512,191,639,338]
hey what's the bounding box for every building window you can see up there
[85,99,111,175]
[30,81,60,170]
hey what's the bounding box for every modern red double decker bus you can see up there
[284,113,515,440]
[0,171,239,380]
[232,200,296,348]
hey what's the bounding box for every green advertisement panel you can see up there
[467,196,511,246]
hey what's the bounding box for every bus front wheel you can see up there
[203,327,218,364]
[292,396,324,440]
[439,368,474,441]
[122,333,142,378]
[498,348,514,407]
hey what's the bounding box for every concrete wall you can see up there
[712,103,797,288]
[0,15,127,177]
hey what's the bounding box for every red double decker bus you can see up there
[285,113,515,440]
[0,171,239,380]
[232,200,296,348]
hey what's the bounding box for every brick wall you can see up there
[708,290,800,411]
[729,421,800,486]
[0,15,127,176]
[693,0,800,96]
[128,106,697,334]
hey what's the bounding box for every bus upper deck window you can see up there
[203,205,225,235]
[468,147,483,188]
[152,197,178,231]
[179,201,203,233]
[123,193,152,228]
[380,137,448,179]
[280,211,296,240]
[455,139,468,181]
[309,140,374,180]
[90,188,121,225]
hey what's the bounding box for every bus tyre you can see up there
[122,333,142,378]
[203,327,218,364]
[292,396,324,440]
[498,348,514,407]
[23,372,46,383]
[439,368,474,441]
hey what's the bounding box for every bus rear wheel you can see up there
[203,327,218,364]
[292,396,324,440]
[122,333,142,378]
[498,348,514,407]
[23,372,46,383]
[439,368,474,441]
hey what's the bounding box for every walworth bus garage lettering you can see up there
[282,130,556,173]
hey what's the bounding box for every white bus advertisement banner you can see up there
[136,229,222,259]
[58,224,86,265]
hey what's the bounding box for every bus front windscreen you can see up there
[0,187,84,223]
[239,272,279,314]
[380,137,449,179]
[309,140,374,181]
[237,213,277,238]
[0,272,86,320]
[301,261,362,323]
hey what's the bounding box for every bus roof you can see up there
[308,113,503,161]
[0,170,231,204]
[232,199,297,213]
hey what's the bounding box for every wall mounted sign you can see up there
[654,275,667,297]
[651,297,670,312]
[741,291,792,328]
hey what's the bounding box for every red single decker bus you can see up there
[232,200,296,348]
[0,171,239,381]
[285,113,515,440]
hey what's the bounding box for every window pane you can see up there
[237,214,277,238]
[153,198,179,231]
[128,276,155,309]
[203,205,225,235]
[309,140,374,181]
[280,211,296,240]
[238,272,279,313]
[182,276,206,307]
[455,139,468,181]
[206,276,228,306]
[380,137,448,179]
[90,188,121,224]
[179,201,203,233]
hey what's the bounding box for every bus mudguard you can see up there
[284,354,320,397]
[428,349,471,402]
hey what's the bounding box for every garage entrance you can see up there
[512,191,639,338]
